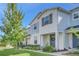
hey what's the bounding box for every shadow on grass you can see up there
[0,48,49,56]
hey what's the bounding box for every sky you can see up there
[0,3,79,28]
[0,3,79,36]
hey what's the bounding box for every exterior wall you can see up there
[58,32,65,50]
[27,38,31,45]
[55,32,59,50]
[62,33,73,49]
[22,39,27,45]
[71,10,79,26]
[43,35,50,47]
[27,9,72,50]
[30,33,41,45]
[57,11,71,32]
[27,7,79,50]
[28,20,40,45]
[56,32,73,50]
[68,33,73,48]
[30,22,39,34]
[55,10,71,50]
[28,9,58,48]
[40,35,44,47]
[55,32,65,50]
[39,9,58,34]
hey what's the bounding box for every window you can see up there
[34,36,37,44]
[34,26,37,30]
[42,14,52,26]
[50,34,55,47]
[34,40,37,44]
[33,24,37,30]
[74,13,79,19]
[49,14,52,24]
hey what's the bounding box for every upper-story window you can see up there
[33,23,38,30]
[73,13,79,19]
[42,14,52,26]
[34,25,37,30]
[31,22,39,34]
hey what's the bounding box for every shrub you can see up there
[43,45,55,52]
[24,45,40,50]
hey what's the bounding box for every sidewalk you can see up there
[0,47,13,50]
[0,47,6,50]
[22,49,67,56]
[23,48,78,56]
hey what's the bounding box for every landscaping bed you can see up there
[24,45,56,53]
[24,45,40,50]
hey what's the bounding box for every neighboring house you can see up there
[26,7,79,51]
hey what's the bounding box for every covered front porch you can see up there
[40,33,55,47]
[40,32,66,50]
[66,28,79,49]
[40,32,76,51]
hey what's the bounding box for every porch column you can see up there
[40,35,44,47]
[58,32,65,50]
[55,32,59,50]
[55,32,65,50]
[69,33,73,48]
[65,33,73,49]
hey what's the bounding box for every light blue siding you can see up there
[73,34,79,48]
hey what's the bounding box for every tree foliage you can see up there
[0,3,27,48]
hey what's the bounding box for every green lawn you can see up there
[0,48,50,56]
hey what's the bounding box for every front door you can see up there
[50,34,55,47]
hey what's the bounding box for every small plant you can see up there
[43,45,55,52]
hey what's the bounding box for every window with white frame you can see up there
[73,13,79,19]
[42,14,52,26]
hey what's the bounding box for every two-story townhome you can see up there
[26,7,79,51]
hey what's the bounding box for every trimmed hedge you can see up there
[24,45,40,50]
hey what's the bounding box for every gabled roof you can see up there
[70,7,79,12]
[30,7,79,25]
[66,25,79,30]
[29,7,71,25]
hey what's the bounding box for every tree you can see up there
[69,28,79,38]
[0,3,27,48]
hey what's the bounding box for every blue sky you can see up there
[0,3,79,27]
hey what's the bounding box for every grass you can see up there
[12,53,30,56]
[0,48,50,56]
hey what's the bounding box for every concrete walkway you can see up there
[24,48,78,56]
[0,47,13,50]
[23,49,67,56]
[0,47,7,50]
